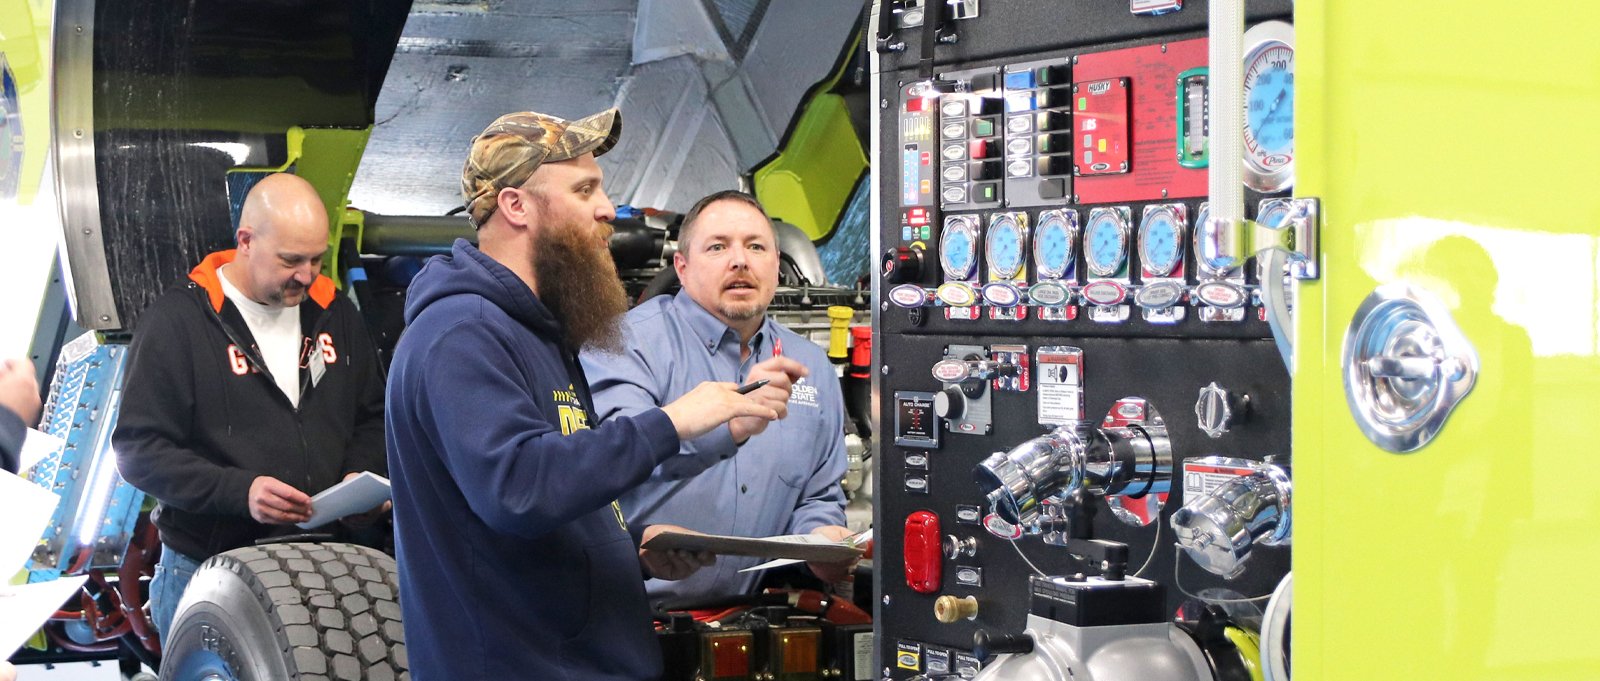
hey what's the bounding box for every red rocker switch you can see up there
[904,510,942,594]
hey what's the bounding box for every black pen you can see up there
[735,379,770,395]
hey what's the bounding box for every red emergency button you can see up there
[904,510,942,594]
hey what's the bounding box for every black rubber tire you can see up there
[160,542,407,681]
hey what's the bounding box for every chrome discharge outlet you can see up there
[974,398,1172,528]
[1170,456,1292,579]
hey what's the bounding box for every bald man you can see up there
[114,173,388,639]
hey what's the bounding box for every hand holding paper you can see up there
[296,472,392,529]
[639,525,717,581]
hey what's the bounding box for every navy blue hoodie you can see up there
[387,240,680,680]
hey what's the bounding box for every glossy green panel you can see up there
[1297,2,1600,679]
[753,92,867,241]
[0,0,52,204]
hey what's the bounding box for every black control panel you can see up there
[872,2,1296,678]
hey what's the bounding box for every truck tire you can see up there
[160,542,407,681]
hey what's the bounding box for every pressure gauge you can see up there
[986,213,1028,280]
[1032,209,1078,280]
[1194,202,1237,278]
[941,216,980,280]
[1139,205,1186,278]
[1084,207,1130,278]
[1256,198,1292,229]
[1242,21,1295,193]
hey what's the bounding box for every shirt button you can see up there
[740,484,748,494]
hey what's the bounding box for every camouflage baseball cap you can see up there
[461,108,622,226]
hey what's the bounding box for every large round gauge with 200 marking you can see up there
[1032,209,1078,280]
[1242,21,1295,193]
[940,216,980,280]
[1084,208,1130,278]
[986,213,1028,280]
[1139,205,1185,278]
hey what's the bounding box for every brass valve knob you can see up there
[934,595,979,623]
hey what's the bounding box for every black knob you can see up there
[882,246,925,284]
[934,385,967,420]
[972,630,1034,662]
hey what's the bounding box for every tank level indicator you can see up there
[1177,67,1209,168]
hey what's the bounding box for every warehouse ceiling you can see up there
[347,0,865,217]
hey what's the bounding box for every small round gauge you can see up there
[1139,206,1185,277]
[1242,21,1295,192]
[1032,210,1078,279]
[940,218,979,280]
[1084,209,1129,278]
[986,213,1027,280]
[1256,199,1292,229]
[1193,202,1239,277]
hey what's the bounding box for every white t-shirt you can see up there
[218,265,303,406]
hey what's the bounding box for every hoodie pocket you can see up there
[555,525,656,677]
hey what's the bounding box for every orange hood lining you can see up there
[188,249,336,312]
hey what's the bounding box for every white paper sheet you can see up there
[297,471,391,529]
[1,576,88,659]
[18,427,65,475]
[737,529,874,573]
[0,471,62,577]
[0,469,77,659]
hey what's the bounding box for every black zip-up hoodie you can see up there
[113,249,386,561]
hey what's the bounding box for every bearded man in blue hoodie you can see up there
[386,108,785,680]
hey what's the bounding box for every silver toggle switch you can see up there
[943,534,978,559]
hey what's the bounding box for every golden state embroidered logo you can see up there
[789,376,820,408]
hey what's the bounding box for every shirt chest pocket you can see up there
[771,403,825,488]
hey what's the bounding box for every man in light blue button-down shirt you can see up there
[582,190,852,603]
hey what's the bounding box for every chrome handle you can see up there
[1343,284,1479,453]
[1197,199,1320,279]
[1364,355,1463,381]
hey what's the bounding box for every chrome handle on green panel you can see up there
[1343,284,1479,453]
